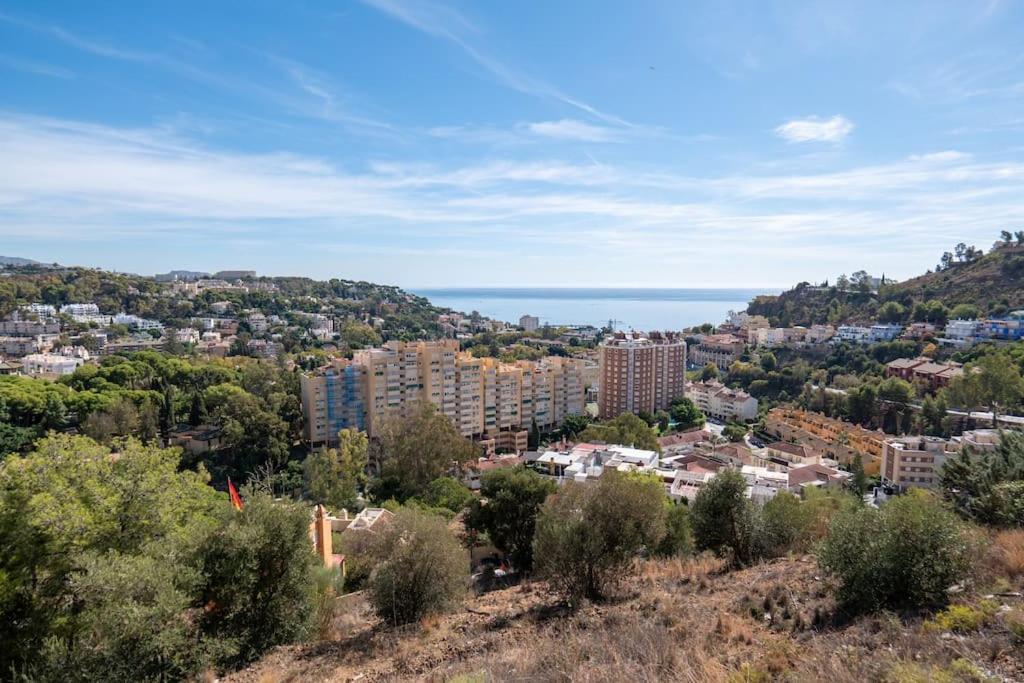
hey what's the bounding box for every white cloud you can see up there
[357,0,634,128]
[1,113,1022,287]
[774,115,854,143]
[525,119,622,142]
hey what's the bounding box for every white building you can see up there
[22,352,86,377]
[175,328,200,344]
[685,380,758,422]
[943,319,984,347]
[519,315,540,333]
[23,303,56,318]
[113,313,164,331]
[835,325,871,344]
[60,303,100,317]
[869,324,903,343]
[246,313,269,333]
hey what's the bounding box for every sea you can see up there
[413,288,776,332]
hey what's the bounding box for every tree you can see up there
[690,469,761,567]
[922,393,950,437]
[528,417,540,449]
[464,467,556,571]
[817,492,975,613]
[949,303,980,320]
[560,414,591,440]
[669,396,705,431]
[0,434,220,677]
[759,351,777,372]
[203,383,291,479]
[376,402,479,501]
[947,352,1024,425]
[655,501,694,558]
[877,301,905,324]
[194,491,324,668]
[303,428,368,512]
[701,363,719,381]
[580,412,660,452]
[849,453,868,498]
[940,430,1024,526]
[534,471,666,601]
[722,423,748,442]
[421,476,474,513]
[366,509,466,626]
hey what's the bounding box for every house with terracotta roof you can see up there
[885,356,962,392]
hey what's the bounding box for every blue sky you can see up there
[1,0,1022,288]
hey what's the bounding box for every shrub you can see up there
[534,470,666,601]
[924,601,997,633]
[194,492,323,668]
[691,469,763,566]
[367,509,467,626]
[421,476,475,513]
[817,491,976,612]
[655,501,694,558]
[464,467,555,571]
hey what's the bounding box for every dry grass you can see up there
[640,553,728,586]
[990,529,1024,583]
[230,556,1024,683]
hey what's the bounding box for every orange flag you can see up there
[227,478,244,511]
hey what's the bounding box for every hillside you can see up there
[0,256,43,267]
[0,265,457,340]
[231,555,1024,683]
[746,242,1024,327]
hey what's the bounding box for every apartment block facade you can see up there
[689,333,744,371]
[301,340,584,446]
[598,331,686,419]
[300,359,367,446]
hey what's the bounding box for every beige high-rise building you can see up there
[598,331,687,419]
[305,340,584,446]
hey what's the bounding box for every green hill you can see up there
[746,241,1024,327]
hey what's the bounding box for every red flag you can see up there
[227,478,244,511]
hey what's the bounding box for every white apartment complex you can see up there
[684,380,758,422]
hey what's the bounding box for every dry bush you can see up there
[990,529,1024,582]
[641,553,727,585]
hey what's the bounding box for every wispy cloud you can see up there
[0,53,73,79]
[774,115,854,144]
[0,12,394,134]
[526,119,622,142]
[1,114,1021,261]
[357,0,634,128]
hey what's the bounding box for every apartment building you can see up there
[519,314,540,332]
[881,429,1001,490]
[304,340,583,445]
[21,352,86,377]
[986,312,1024,341]
[886,357,963,391]
[689,333,743,371]
[943,319,984,347]
[765,407,884,473]
[684,380,758,422]
[835,325,871,344]
[299,358,367,446]
[598,331,686,419]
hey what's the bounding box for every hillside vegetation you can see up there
[747,240,1024,326]
[233,550,1024,683]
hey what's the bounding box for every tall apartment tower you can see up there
[299,358,367,446]
[598,331,687,419]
